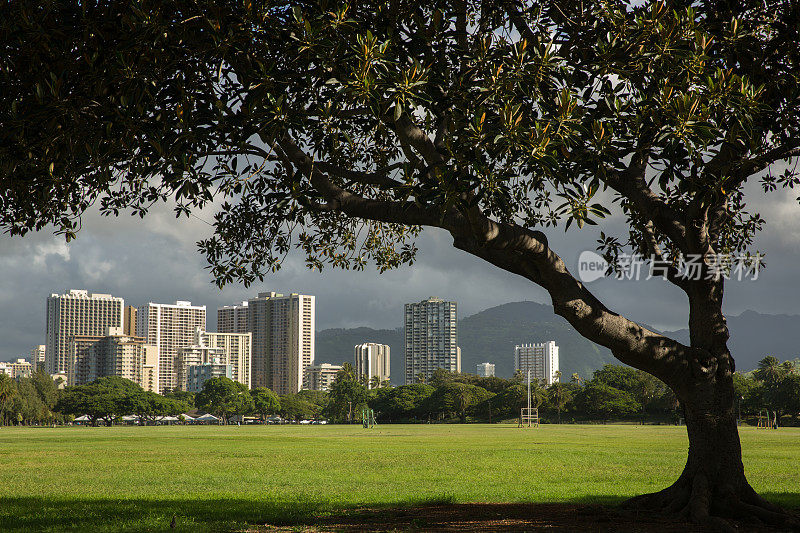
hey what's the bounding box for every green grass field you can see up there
[0,424,798,532]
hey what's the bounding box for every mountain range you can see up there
[316,302,800,383]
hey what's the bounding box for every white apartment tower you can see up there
[404,297,459,384]
[45,290,124,376]
[217,301,250,334]
[219,292,315,395]
[477,362,495,377]
[136,301,206,392]
[175,344,226,392]
[30,345,46,371]
[354,343,390,388]
[514,341,560,385]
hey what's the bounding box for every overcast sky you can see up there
[2,181,799,361]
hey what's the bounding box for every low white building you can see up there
[303,363,342,391]
[476,362,495,377]
[514,341,559,385]
[0,358,33,379]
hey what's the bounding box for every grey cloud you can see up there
[2,181,800,361]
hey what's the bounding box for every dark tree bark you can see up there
[623,284,798,530]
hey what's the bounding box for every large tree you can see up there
[2,0,799,527]
[195,377,253,423]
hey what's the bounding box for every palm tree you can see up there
[755,356,783,385]
[454,390,471,423]
[530,379,546,409]
[369,375,381,390]
[548,381,572,424]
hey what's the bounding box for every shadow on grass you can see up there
[1,493,797,532]
[0,496,324,532]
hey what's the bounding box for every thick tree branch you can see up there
[315,161,405,188]
[447,214,696,394]
[639,220,691,292]
[278,135,440,227]
[391,114,447,167]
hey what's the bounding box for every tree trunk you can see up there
[624,281,800,530]
[625,369,797,530]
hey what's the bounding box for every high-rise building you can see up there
[303,363,342,391]
[45,290,124,376]
[141,347,160,394]
[175,328,252,390]
[68,327,160,392]
[404,297,458,384]
[354,343,390,388]
[136,301,206,393]
[514,341,560,385]
[217,301,249,334]
[30,345,46,372]
[123,306,137,336]
[219,292,314,395]
[476,362,495,377]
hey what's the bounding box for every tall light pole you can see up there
[738,396,743,426]
[527,369,531,427]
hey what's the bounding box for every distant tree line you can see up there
[1,358,797,426]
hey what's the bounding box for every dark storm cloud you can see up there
[1,181,799,360]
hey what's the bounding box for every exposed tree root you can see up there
[623,474,800,532]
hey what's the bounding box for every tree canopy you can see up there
[3,0,800,526]
[195,377,253,422]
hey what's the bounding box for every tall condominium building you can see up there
[514,341,560,385]
[45,290,124,375]
[219,292,315,395]
[175,328,252,390]
[68,327,160,393]
[136,301,206,393]
[217,301,250,334]
[30,345,46,372]
[123,306,137,336]
[303,363,342,391]
[477,362,495,377]
[404,297,459,384]
[354,343,390,388]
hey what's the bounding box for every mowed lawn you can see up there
[0,424,798,531]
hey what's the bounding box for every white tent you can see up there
[73,415,90,422]
[121,415,139,422]
[196,413,219,422]
[179,413,196,421]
